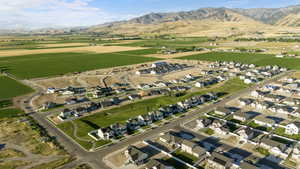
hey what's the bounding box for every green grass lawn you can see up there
[172,150,199,164]
[0,51,160,79]
[57,78,249,149]
[0,76,34,100]
[179,52,300,70]
[0,108,25,118]
[274,127,300,140]
[247,121,272,132]
[163,157,189,169]
[255,147,270,156]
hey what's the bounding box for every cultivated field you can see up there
[0,50,160,79]
[0,45,145,57]
[179,52,300,70]
[0,76,33,100]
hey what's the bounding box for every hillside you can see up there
[88,8,273,37]
[87,5,300,37]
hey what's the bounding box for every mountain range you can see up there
[87,5,300,36]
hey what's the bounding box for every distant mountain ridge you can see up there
[86,5,300,36]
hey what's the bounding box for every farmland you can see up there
[0,51,160,79]
[118,37,210,48]
[0,76,33,100]
[179,52,300,70]
[57,78,249,150]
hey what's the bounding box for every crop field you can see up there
[57,78,249,149]
[0,51,160,79]
[179,52,300,70]
[118,37,210,48]
[0,76,33,100]
[114,48,160,55]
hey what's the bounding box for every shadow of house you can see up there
[0,144,5,150]
[80,119,100,130]
[256,157,285,169]
[226,147,252,163]
[265,116,285,124]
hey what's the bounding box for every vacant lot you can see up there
[0,76,33,100]
[0,51,160,79]
[179,52,300,70]
[57,78,249,149]
[0,45,144,57]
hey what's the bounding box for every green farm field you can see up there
[0,50,160,79]
[179,52,300,70]
[118,37,210,48]
[57,78,249,149]
[0,76,33,100]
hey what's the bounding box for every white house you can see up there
[285,122,300,135]
[46,87,56,94]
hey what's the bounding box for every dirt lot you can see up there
[34,76,82,89]
[0,45,145,57]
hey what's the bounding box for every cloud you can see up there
[0,0,134,29]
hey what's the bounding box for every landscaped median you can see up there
[57,78,250,151]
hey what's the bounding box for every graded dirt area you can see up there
[0,45,145,57]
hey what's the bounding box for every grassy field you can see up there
[118,37,209,48]
[0,76,34,100]
[0,52,159,79]
[179,52,300,70]
[57,78,249,149]
[114,48,159,55]
[0,108,25,118]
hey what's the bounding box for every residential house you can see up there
[251,101,274,110]
[181,139,207,158]
[125,146,149,166]
[58,109,73,120]
[235,127,255,141]
[196,118,213,129]
[232,111,256,122]
[145,159,175,169]
[283,97,300,106]
[159,132,183,148]
[291,143,300,161]
[46,87,56,94]
[253,116,275,127]
[109,123,127,137]
[238,98,254,107]
[260,136,290,158]
[128,94,141,100]
[214,107,233,116]
[205,152,234,169]
[126,119,140,131]
[239,161,259,169]
[151,111,164,121]
[285,122,300,135]
[263,94,285,102]
[250,90,269,98]
[96,128,113,140]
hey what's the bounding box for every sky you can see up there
[2,0,300,29]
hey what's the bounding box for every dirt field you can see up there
[0,45,145,57]
[146,51,208,59]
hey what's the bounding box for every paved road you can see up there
[19,71,292,169]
